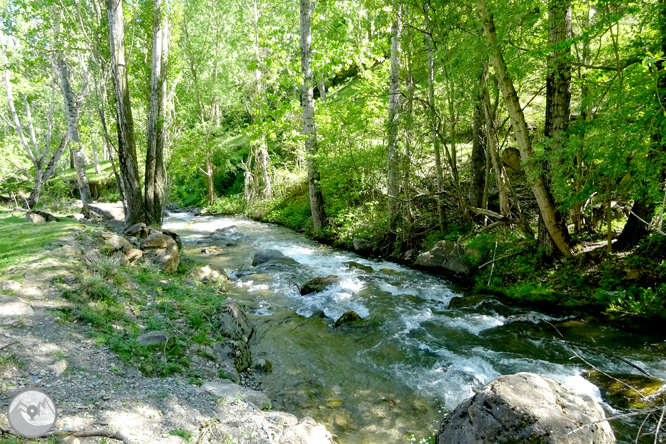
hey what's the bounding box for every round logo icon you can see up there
[7,388,57,438]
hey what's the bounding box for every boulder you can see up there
[334,310,362,327]
[105,235,133,254]
[584,370,666,409]
[254,358,273,374]
[141,233,179,273]
[59,245,83,257]
[216,300,253,343]
[202,380,271,408]
[123,222,148,239]
[435,372,616,444]
[0,297,34,326]
[84,202,125,221]
[161,229,183,249]
[25,210,58,223]
[1,280,21,291]
[502,147,522,173]
[84,249,103,266]
[126,248,143,263]
[210,341,241,382]
[343,261,374,273]
[111,251,130,267]
[252,249,298,267]
[415,240,470,276]
[136,331,174,348]
[300,275,340,295]
[352,238,373,254]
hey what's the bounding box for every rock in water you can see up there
[343,261,374,273]
[435,372,616,444]
[140,233,179,273]
[334,310,361,327]
[300,275,340,295]
[252,250,298,266]
[415,240,470,276]
[584,370,666,409]
[216,300,253,343]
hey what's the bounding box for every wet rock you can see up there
[435,372,616,444]
[254,359,272,374]
[226,242,237,247]
[105,235,133,254]
[193,265,223,283]
[0,297,34,326]
[136,331,174,348]
[584,370,666,409]
[310,309,328,319]
[334,310,361,327]
[26,210,58,223]
[343,261,373,273]
[415,240,471,276]
[84,202,125,221]
[352,238,373,254]
[202,380,271,408]
[1,280,21,291]
[216,300,253,343]
[201,246,223,255]
[141,233,179,273]
[448,295,490,309]
[300,275,340,295]
[252,249,298,267]
[111,251,130,267]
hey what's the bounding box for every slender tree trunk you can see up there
[300,0,327,233]
[107,0,143,224]
[57,56,92,206]
[206,156,216,204]
[403,18,414,222]
[477,0,573,257]
[538,0,573,254]
[26,134,69,208]
[146,0,169,226]
[469,99,486,209]
[425,5,445,231]
[387,0,402,227]
[481,66,509,217]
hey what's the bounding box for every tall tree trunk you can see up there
[538,0,573,254]
[403,17,414,222]
[469,98,486,209]
[107,0,143,224]
[26,135,69,208]
[425,5,445,231]
[146,0,169,226]
[477,0,573,257]
[387,0,402,228]
[300,0,327,233]
[57,56,92,206]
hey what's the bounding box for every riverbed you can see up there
[164,213,666,444]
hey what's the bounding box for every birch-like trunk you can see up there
[107,0,143,224]
[469,100,486,209]
[300,0,327,232]
[57,56,92,206]
[387,0,402,227]
[425,5,445,231]
[477,0,572,257]
[146,0,169,226]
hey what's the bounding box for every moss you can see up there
[584,370,666,409]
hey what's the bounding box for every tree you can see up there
[145,0,169,226]
[300,0,326,232]
[387,0,402,228]
[476,0,573,257]
[107,0,143,224]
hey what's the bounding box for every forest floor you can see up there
[0,209,332,444]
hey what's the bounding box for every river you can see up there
[163,212,666,444]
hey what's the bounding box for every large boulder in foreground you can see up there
[415,240,470,277]
[436,372,615,444]
[140,233,179,273]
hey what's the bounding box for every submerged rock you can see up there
[334,310,362,327]
[415,240,470,276]
[435,372,615,444]
[584,370,666,409]
[300,275,340,295]
[343,261,374,273]
[252,249,298,267]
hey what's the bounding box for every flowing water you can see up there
[164,213,666,444]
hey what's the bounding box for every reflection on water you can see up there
[164,213,666,444]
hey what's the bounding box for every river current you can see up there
[164,212,666,444]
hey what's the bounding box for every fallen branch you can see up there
[0,425,130,444]
[0,340,19,351]
[478,248,527,270]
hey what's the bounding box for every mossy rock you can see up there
[448,295,489,309]
[584,370,666,409]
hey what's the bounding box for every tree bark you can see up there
[107,0,143,224]
[146,0,169,226]
[477,0,573,257]
[469,99,486,209]
[300,0,327,233]
[57,56,92,206]
[538,0,573,254]
[387,0,402,228]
